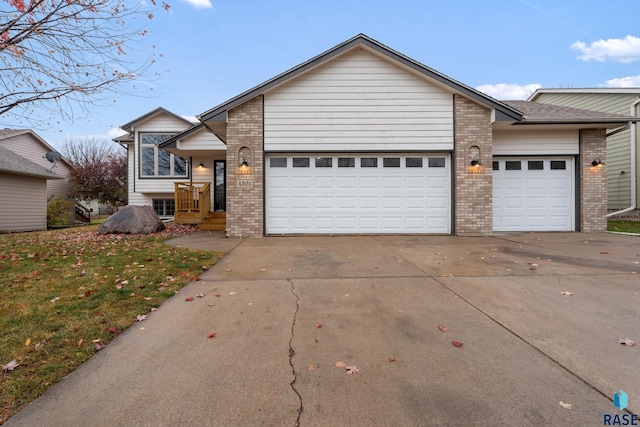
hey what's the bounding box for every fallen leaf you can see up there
[77,339,84,347]
[452,340,464,348]
[136,314,148,322]
[121,280,129,285]
[94,342,105,351]
[25,338,31,347]
[336,361,346,368]
[206,332,217,339]
[559,401,572,409]
[315,323,323,328]
[185,296,194,302]
[346,365,360,374]
[438,325,449,333]
[193,277,201,281]
[617,338,636,346]
[560,291,574,296]
[49,296,60,303]
[388,356,396,362]
[196,293,205,298]
[108,326,120,334]
[1,360,20,372]
[600,251,609,255]
[215,294,222,297]
[307,364,315,371]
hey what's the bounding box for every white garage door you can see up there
[266,154,450,234]
[493,158,574,232]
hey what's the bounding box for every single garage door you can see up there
[266,154,450,234]
[493,157,574,232]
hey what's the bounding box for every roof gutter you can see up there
[607,98,640,217]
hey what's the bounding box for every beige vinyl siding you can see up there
[177,128,226,151]
[0,173,47,231]
[264,46,453,152]
[534,92,638,209]
[133,114,193,194]
[493,129,579,155]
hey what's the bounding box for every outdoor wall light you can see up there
[470,156,481,167]
[198,162,204,168]
[591,158,605,167]
[239,159,249,168]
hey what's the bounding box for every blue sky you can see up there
[26,0,640,148]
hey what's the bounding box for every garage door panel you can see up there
[493,158,573,232]
[267,153,450,234]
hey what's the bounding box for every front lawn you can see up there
[608,220,640,234]
[0,224,222,424]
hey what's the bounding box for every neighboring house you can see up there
[118,34,637,237]
[0,129,74,231]
[528,88,640,215]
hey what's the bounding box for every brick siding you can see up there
[225,96,264,238]
[453,95,493,236]
[579,129,607,232]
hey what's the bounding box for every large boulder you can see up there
[98,205,165,235]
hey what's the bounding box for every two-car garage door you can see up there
[266,154,450,234]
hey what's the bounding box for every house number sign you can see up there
[237,180,253,188]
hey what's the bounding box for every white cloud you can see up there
[572,35,640,63]
[181,114,198,123]
[182,0,212,9]
[475,83,542,100]
[600,76,640,87]
[107,128,127,139]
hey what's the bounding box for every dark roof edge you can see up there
[199,34,523,122]
[159,123,206,149]
[120,107,193,132]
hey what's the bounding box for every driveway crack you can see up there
[287,279,303,426]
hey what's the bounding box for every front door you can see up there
[214,160,226,211]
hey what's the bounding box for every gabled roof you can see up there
[119,107,193,133]
[198,33,524,124]
[502,100,637,125]
[0,145,63,179]
[0,128,72,169]
[159,123,211,150]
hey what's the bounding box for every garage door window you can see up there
[383,157,400,167]
[428,157,446,168]
[361,158,378,168]
[506,161,521,170]
[493,161,499,170]
[315,157,332,167]
[338,157,355,167]
[270,157,287,167]
[406,157,423,168]
[551,161,566,170]
[528,161,544,170]
[293,158,310,167]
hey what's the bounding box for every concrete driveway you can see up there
[5,232,640,426]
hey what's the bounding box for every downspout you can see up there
[607,98,640,217]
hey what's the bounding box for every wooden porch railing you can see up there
[174,182,211,224]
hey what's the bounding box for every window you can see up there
[153,199,175,216]
[338,157,355,167]
[293,157,310,168]
[406,158,423,168]
[315,157,332,167]
[550,161,566,170]
[506,161,521,171]
[428,157,446,168]
[528,161,544,170]
[493,161,499,171]
[383,157,400,167]
[270,157,287,167]
[140,133,187,178]
[361,157,378,168]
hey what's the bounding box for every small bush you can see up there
[47,195,71,227]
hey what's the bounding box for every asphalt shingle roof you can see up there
[0,145,63,179]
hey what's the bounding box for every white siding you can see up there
[177,128,226,151]
[0,173,47,231]
[493,129,579,155]
[264,46,454,152]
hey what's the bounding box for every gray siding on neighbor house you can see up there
[534,92,639,210]
[0,172,47,231]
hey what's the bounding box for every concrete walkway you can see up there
[5,232,640,426]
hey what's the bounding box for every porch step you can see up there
[199,212,226,231]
